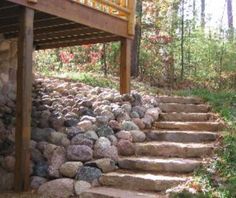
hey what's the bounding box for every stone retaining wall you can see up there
[0,36,17,95]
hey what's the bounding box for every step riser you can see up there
[146,132,217,143]
[159,103,210,113]
[160,113,211,122]
[135,144,214,158]
[155,122,221,131]
[118,160,201,173]
[99,175,184,192]
[158,97,203,104]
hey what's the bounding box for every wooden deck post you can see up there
[120,38,132,94]
[14,7,34,192]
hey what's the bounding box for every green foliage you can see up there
[178,88,236,197]
[178,88,236,129]
[193,135,236,198]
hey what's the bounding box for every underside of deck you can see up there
[0,0,135,192]
[1,0,134,49]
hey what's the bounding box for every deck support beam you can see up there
[120,38,132,94]
[14,7,34,192]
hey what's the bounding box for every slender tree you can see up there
[180,0,185,80]
[131,0,143,77]
[201,0,205,29]
[227,0,234,39]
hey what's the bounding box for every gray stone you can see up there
[96,116,109,126]
[48,146,66,178]
[116,131,133,141]
[85,158,117,173]
[30,176,48,189]
[31,127,54,142]
[60,161,83,178]
[71,134,93,148]
[129,130,146,142]
[47,132,67,146]
[84,130,98,141]
[38,178,74,198]
[145,107,160,121]
[76,166,102,183]
[121,121,139,131]
[117,139,135,156]
[67,145,93,162]
[96,125,114,137]
[74,180,91,195]
[77,120,94,131]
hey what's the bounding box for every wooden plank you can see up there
[120,38,132,94]
[14,6,34,192]
[36,35,121,50]
[5,24,89,39]
[35,32,112,47]
[7,0,131,38]
[0,17,70,34]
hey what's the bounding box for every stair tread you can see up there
[119,156,202,163]
[81,187,164,198]
[103,171,189,181]
[146,130,218,134]
[157,121,220,124]
[136,141,215,147]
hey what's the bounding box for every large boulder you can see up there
[38,178,74,198]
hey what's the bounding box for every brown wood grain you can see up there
[120,38,132,94]
[14,6,34,192]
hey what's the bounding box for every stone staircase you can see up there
[81,96,223,198]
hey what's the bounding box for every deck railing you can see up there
[71,0,136,35]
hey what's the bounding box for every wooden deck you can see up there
[1,0,135,49]
[0,0,135,192]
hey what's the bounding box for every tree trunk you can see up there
[102,43,108,76]
[201,0,205,29]
[131,0,142,77]
[227,0,234,39]
[193,0,196,29]
[180,0,185,80]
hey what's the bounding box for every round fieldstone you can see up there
[67,145,93,162]
[38,178,74,198]
[71,134,93,148]
[60,161,83,178]
[76,166,102,183]
[117,139,135,156]
[74,180,91,195]
[85,158,117,173]
[30,176,48,189]
[96,125,114,137]
[121,121,139,131]
[129,130,146,142]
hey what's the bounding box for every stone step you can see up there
[135,142,214,158]
[159,103,210,113]
[99,171,188,192]
[80,187,164,198]
[160,113,214,122]
[118,157,202,173]
[146,130,218,143]
[158,96,203,104]
[155,121,223,131]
